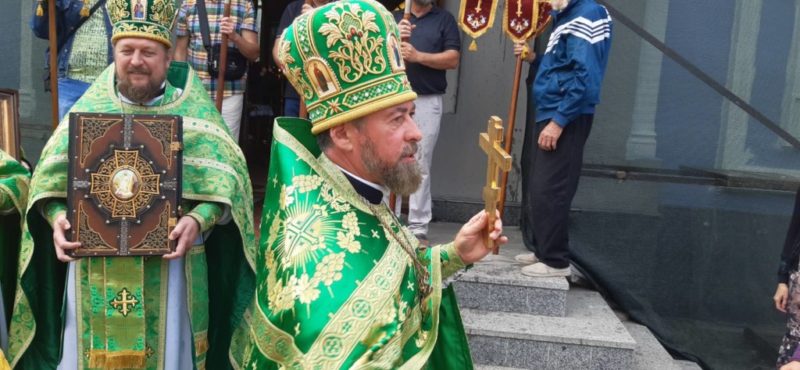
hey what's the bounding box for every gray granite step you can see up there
[451,229,570,317]
[464,288,636,369]
[624,322,681,370]
[674,359,703,370]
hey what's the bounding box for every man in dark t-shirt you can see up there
[394,0,460,242]
[273,0,334,117]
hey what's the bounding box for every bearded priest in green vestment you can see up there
[6,0,256,368]
[0,150,30,355]
[229,0,507,368]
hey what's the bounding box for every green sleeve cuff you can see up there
[185,202,224,233]
[0,191,12,213]
[441,242,467,279]
[43,200,68,226]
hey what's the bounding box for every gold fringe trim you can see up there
[80,0,90,17]
[310,90,418,134]
[88,350,146,369]
[469,39,478,51]
[88,351,106,368]
[111,32,172,48]
[36,0,44,17]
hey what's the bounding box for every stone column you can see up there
[624,0,669,163]
[715,0,762,169]
[780,2,800,143]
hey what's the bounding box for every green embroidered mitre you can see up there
[277,0,418,134]
[107,0,176,47]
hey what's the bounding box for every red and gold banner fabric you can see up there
[458,0,499,50]
[503,0,552,42]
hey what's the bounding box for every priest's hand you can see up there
[53,213,81,262]
[454,211,508,264]
[164,216,200,259]
[538,120,563,151]
[775,283,789,313]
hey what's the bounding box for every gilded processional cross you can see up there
[479,116,512,250]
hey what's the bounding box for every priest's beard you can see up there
[361,140,421,196]
[117,67,163,104]
[549,0,570,11]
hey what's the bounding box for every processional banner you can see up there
[459,0,500,50]
[67,113,182,257]
[503,0,553,42]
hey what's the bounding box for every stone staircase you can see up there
[428,223,701,370]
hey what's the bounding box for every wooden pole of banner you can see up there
[47,0,59,130]
[495,0,551,253]
[215,0,232,111]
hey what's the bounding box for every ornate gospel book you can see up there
[67,113,182,257]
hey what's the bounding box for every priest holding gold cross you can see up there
[231,0,507,368]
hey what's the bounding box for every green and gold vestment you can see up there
[7,62,256,370]
[230,118,471,369]
[0,150,30,351]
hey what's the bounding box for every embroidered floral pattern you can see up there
[319,3,387,83]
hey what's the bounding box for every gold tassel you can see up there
[88,350,146,369]
[80,0,90,17]
[36,0,44,16]
[469,39,478,51]
[103,353,146,369]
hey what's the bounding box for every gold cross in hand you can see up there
[479,116,512,251]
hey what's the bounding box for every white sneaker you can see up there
[521,262,571,278]
[514,252,539,265]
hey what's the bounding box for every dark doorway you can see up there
[241,0,293,207]
[241,0,407,210]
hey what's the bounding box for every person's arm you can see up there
[184,202,224,233]
[174,36,189,62]
[273,1,309,69]
[513,41,536,63]
[416,242,467,280]
[42,199,82,262]
[228,28,259,61]
[416,211,507,280]
[400,47,459,70]
[399,13,461,71]
[272,38,283,69]
[173,3,190,62]
[224,0,260,62]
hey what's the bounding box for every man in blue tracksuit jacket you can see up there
[514,0,612,277]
